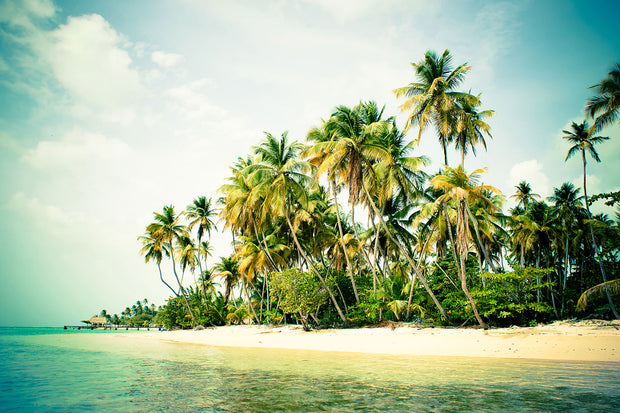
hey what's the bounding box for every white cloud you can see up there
[165,79,226,120]
[6,192,88,228]
[36,14,142,107]
[22,129,130,170]
[0,0,56,29]
[151,50,183,68]
[508,159,551,199]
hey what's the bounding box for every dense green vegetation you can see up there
[140,51,619,329]
[94,299,161,327]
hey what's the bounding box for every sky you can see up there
[0,0,618,326]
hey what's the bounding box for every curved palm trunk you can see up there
[581,151,619,319]
[406,235,433,319]
[157,262,179,298]
[457,202,487,329]
[331,181,359,303]
[351,205,381,300]
[464,203,497,273]
[244,282,260,324]
[168,241,197,326]
[362,182,451,322]
[284,208,348,323]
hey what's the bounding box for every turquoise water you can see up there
[1,327,619,412]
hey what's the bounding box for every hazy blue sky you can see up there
[1,0,618,326]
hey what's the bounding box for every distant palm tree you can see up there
[586,62,620,131]
[394,49,475,165]
[510,181,540,210]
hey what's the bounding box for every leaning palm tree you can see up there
[146,205,197,325]
[394,49,475,165]
[431,166,502,328]
[586,62,620,131]
[138,232,178,298]
[576,279,620,312]
[563,121,617,318]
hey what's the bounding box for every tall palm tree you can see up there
[186,196,217,243]
[249,131,348,323]
[305,120,360,302]
[549,183,584,311]
[146,205,197,325]
[586,62,620,131]
[394,49,475,165]
[563,121,609,214]
[452,94,494,167]
[431,166,502,328]
[563,121,617,318]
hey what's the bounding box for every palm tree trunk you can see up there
[244,282,260,323]
[157,262,179,297]
[406,235,433,319]
[361,182,451,322]
[351,205,380,300]
[464,203,497,272]
[331,181,359,303]
[169,241,197,326]
[582,150,619,319]
[284,208,348,323]
[457,202,487,329]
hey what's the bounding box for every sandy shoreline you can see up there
[115,320,620,362]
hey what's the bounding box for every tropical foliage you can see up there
[137,52,619,329]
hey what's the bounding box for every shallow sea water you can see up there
[0,327,618,412]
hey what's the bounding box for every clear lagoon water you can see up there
[1,327,619,412]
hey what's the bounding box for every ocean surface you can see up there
[0,327,619,412]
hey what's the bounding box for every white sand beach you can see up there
[115,320,620,362]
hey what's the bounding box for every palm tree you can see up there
[146,205,197,325]
[452,94,494,167]
[431,166,502,328]
[548,183,583,300]
[175,235,198,286]
[394,49,475,165]
[248,131,348,322]
[563,121,609,214]
[305,120,360,302]
[213,256,241,306]
[586,62,620,131]
[138,232,178,298]
[511,181,540,210]
[186,196,217,272]
[563,122,617,318]
[186,196,217,242]
[576,279,620,312]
